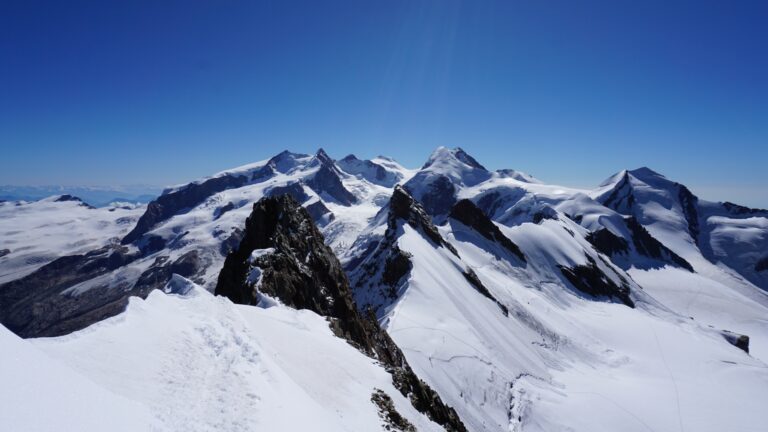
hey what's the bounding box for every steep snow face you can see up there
[0,197,144,284]
[22,283,446,432]
[593,168,768,360]
[594,168,701,253]
[355,195,768,432]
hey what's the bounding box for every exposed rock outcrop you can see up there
[587,217,693,272]
[558,255,634,308]
[215,194,466,431]
[721,330,750,354]
[55,194,95,209]
[304,149,357,206]
[0,246,143,337]
[449,199,526,262]
[390,186,458,256]
[462,268,508,316]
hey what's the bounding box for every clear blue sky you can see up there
[1,1,766,206]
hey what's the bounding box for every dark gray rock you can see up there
[587,217,693,272]
[679,185,700,245]
[625,217,693,271]
[721,330,750,353]
[0,246,143,337]
[462,268,508,316]
[215,194,466,431]
[371,389,416,432]
[55,194,94,209]
[390,186,458,256]
[586,227,630,256]
[449,199,526,262]
[219,228,244,257]
[0,249,10,258]
[305,149,357,206]
[305,200,334,224]
[558,255,634,308]
[722,202,768,216]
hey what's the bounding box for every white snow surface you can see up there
[5,281,444,432]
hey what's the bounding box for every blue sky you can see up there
[1,1,766,206]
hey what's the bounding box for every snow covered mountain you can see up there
[2,147,768,431]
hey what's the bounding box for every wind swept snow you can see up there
[16,281,445,432]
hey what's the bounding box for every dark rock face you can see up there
[0,237,206,338]
[462,269,508,316]
[0,249,9,258]
[586,228,630,257]
[600,172,635,211]
[722,202,768,216]
[216,195,367,342]
[350,186,459,316]
[390,186,458,256]
[55,194,94,208]
[219,228,244,256]
[679,186,700,245]
[558,255,634,308]
[305,149,357,206]
[757,257,768,272]
[371,389,416,432]
[215,194,466,431]
[305,200,334,224]
[721,330,750,354]
[122,174,249,244]
[625,217,693,271]
[588,217,693,272]
[0,246,144,337]
[382,248,413,294]
[449,199,526,262]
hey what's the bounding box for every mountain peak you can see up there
[423,147,487,171]
[628,167,666,181]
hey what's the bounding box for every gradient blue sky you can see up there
[1,1,766,205]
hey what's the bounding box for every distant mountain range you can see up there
[0,185,161,207]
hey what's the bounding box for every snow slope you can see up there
[371,200,768,432]
[0,323,158,432]
[19,280,445,432]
